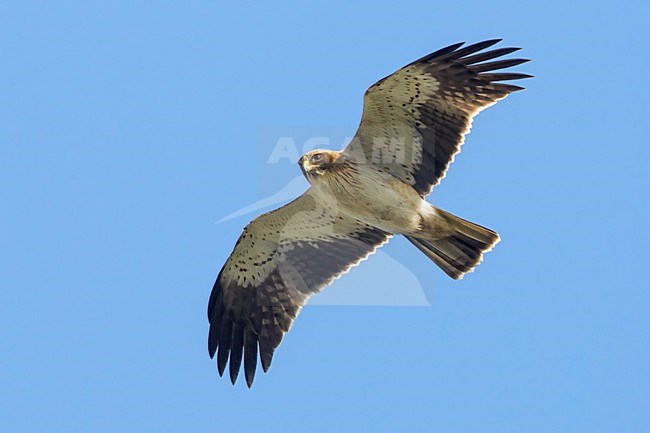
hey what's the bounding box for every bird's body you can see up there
[305,151,425,234]
[208,39,531,387]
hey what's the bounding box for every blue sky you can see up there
[2,1,649,432]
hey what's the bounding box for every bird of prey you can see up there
[208,39,530,387]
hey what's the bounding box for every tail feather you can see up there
[406,208,500,279]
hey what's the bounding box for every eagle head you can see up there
[298,150,341,181]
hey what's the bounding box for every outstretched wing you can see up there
[342,39,531,196]
[208,188,389,387]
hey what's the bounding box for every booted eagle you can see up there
[208,39,530,387]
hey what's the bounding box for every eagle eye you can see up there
[311,153,323,163]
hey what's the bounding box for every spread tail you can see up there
[405,207,500,279]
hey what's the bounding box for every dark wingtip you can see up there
[406,41,464,67]
[228,327,244,385]
[438,39,503,62]
[462,47,521,65]
[497,83,527,92]
[426,41,466,60]
[480,72,534,82]
[217,349,228,377]
[208,327,218,358]
[243,328,258,388]
[229,367,239,385]
[261,353,273,373]
[464,38,502,52]
[483,38,503,44]
[229,358,241,385]
[440,41,466,54]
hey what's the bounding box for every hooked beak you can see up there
[298,156,307,176]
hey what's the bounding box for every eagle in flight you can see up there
[208,39,530,387]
